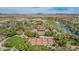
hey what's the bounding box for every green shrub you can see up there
[24,31,39,37]
[45,31,54,36]
[3,29,17,37]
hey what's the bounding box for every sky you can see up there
[0,7,79,14]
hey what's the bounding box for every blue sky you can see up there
[0,7,79,14]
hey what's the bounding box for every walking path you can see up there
[0,38,10,51]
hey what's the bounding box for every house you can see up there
[29,36,55,47]
[32,25,49,36]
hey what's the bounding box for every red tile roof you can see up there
[29,37,55,46]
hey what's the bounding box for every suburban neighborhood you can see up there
[0,7,79,51]
[0,14,78,51]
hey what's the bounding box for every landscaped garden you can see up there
[0,16,79,51]
[4,36,32,51]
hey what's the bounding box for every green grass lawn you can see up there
[4,36,32,51]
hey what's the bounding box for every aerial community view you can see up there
[0,7,79,51]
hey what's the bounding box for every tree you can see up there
[24,31,39,37]
[45,31,53,36]
[3,28,16,37]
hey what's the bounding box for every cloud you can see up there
[0,7,79,14]
[49,7,79,14]
[0,7,52,14]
